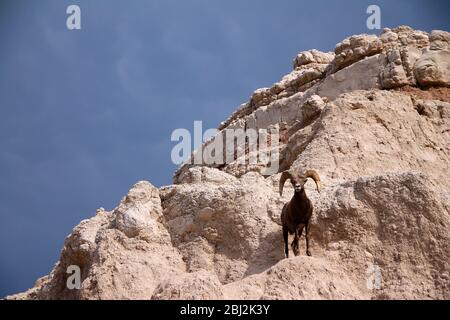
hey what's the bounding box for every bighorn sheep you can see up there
[279,170,321,258]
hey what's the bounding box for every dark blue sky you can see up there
[0,0,448,297]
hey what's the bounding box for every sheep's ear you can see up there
[279,171,292,196]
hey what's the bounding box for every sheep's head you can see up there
[279,170,321,196]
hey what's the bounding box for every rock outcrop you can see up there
[6,26,450,300]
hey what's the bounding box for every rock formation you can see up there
[6,26,450,300]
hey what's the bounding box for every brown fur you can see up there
[279,170,321,258]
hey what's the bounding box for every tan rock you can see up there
[430,30,450,51]
[414,49,450,87]
[224,256,366,300]
[380,49,410,88]
[152,270,224,300]
[328,34,383,74]
[293,49,335,69]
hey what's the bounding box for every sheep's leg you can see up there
[298,225,304,238]
[296,225,305,255]
[305,222,312,256]
[283,225,289,258]
[291,228,300,256]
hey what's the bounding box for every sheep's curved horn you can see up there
[279,171,292,196]
[305,170,321,193]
